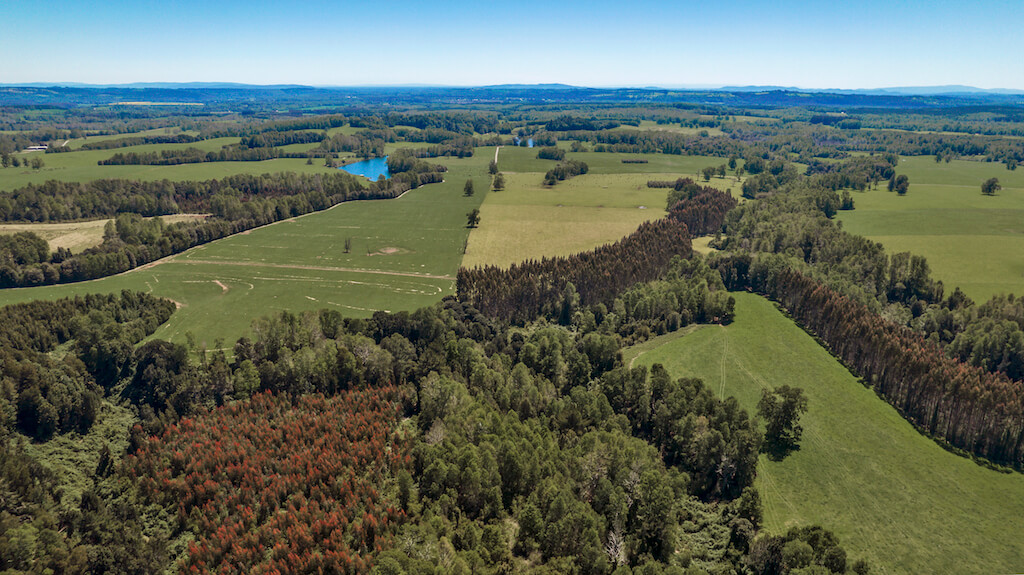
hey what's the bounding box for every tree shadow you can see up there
[762,439,801,462]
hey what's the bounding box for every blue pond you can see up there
[338,156,390,180]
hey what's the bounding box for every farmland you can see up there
[0,149,492,348]
[627,292,1024,574]
[0,136,354,192]
[463,146,737,268]
[5,88,1024,573]
[839,156,1024,301]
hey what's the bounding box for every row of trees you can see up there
[717,168,1024,384]
[543,159,589,185]
[70,133,200,151]
[665,179,738,235]
[99,145,305,165]
[713,254,1024,468]
[0,171,370,222]
[458,217,693,324]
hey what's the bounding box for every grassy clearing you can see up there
[567,151,737,176]
[838,156,1024,301]
[690,236,719,255]
[462,171,669,268]
[0,149,494,348]
[626,292,1024,575]
[21,400,136,509]
[462,148,737,268]
[0,214,207,252]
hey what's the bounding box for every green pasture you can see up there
[463,147,737,268]
[0,149,494,348]
[462,171,669,268]
[0,136,352,192]
[839,156,1024,302]
[0,123,413,191]
[626,292,1024,575]
[566,151,738,176]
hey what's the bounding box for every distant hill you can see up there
[1,82,1022,109]
[719,84,1024,96]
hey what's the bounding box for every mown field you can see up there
[626,292,1024,575]
[463,146,737,268]
[0,149,493,348]
[839,156,1024,302]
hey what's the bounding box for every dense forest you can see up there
[0,277,863,574]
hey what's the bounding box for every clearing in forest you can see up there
[626,292,1024,575]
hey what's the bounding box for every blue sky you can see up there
[2,0,1022,89]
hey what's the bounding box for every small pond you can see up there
[338,156,389,180]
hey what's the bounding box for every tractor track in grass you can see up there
[178,258,455,280]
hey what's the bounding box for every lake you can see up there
[338,156,390,180]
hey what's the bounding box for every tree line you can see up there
[716,169,1024,384]
[711,253,1024,468]
[458,217,693,325]
[543,159,588,185]
[62,133,201,151]
[98,145,307,165]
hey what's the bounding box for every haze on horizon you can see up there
[2,0,1022,91]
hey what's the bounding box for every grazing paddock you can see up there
[839,155,1024,302]
[626,292,1024,575]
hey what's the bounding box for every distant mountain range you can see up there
[2,82,1022,96]
[2,82,1022,109]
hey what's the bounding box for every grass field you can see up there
[0,214,207,252]
[0,145,347,193]
[463,147,736,268]
[0,149,494,348]
[625,292,1024,574]
[0,127,399,191]
[838,156,1024,302]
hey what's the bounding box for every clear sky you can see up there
[2,0,1022,89]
